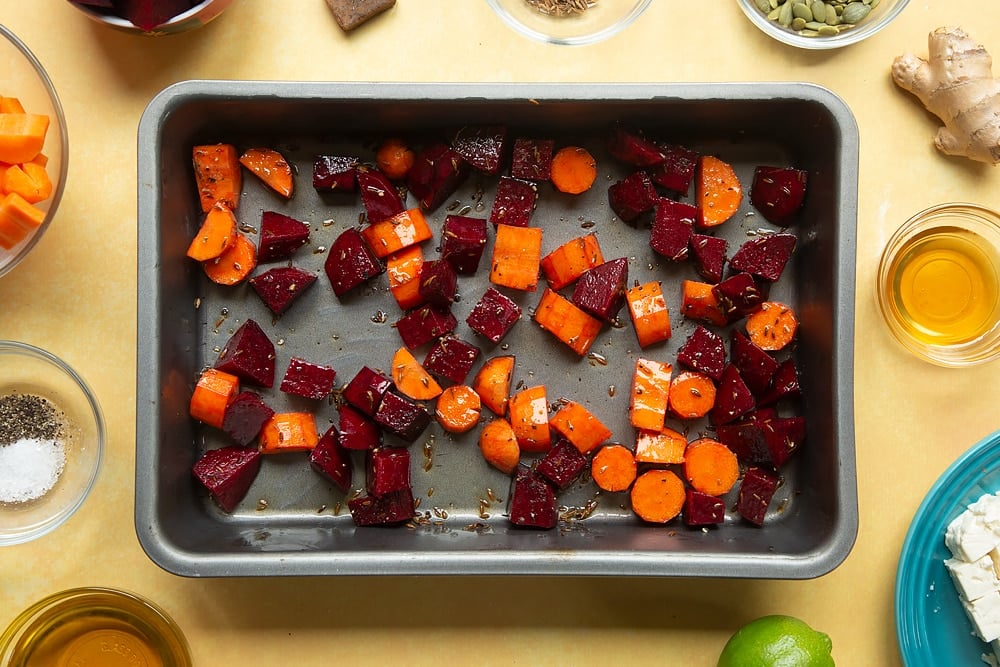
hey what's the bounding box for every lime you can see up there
[717,615,835,667]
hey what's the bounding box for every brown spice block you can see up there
[326,0,396,31]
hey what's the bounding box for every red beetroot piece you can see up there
[716,408,778,465]
[249,266,317,315]
[535,438,588,491]
[325,227,383,298]
[366,447,410,497]
[192,445,262,513]
[466,287,521,343]
[309,426,352,493]
[258,211,310,263]
[338,403,382,450]
[489,176,537,228]
[511,137,555,181]
[689,233,728,284]
[710,364,756,426]
[572,257,628,323]
[423,336,481,385]
[417,259,458,310]
[649,198,697,261]
[713,272,766,321]
[763,415,806,468]
[729,233,797,282]
[214,319,276,388]
[737,466,780,526]
[374,391,432,443]
[452,125,507,174]
[730,330,780,397]
[342,366,393,417]
[508,464,558,529]
[750,166,808,225]
[440,215,488,275]
[357,165,405,224]
[684,489,726,527]
[608,171,658,225]
[676,325,726,381]
[648,143,699,196]
[313,154,358,192]
[759,358,802,407]
[114,0,194,31]
[607,124,665,167]
[395,304,458,349]
[221,391,274,447]
[407,142,470,213]
[280,357,337,401]
[348,488,416,526]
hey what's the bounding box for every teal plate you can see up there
[896,429,1000,666]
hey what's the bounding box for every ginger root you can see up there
[892,27,1000,165]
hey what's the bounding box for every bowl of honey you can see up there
[877,203,1000,366]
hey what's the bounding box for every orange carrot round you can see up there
[186,202,237,261]
[746,301,798,351]
[479,418,520,474]
[696,155,742,228]
[203,232,257,285]
[667,370,717,420]
[683,437,739,496]
[435,385,482,434]
[472,354,514,417]
[375,138,415,180]
[550,146,597,195]
[391,346,442,401]
[591,444,637,492]
[630,469,685,523]
[240,147,293,199]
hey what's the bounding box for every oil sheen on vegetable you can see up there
[890,226,1000,345]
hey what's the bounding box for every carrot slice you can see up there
[189,368,240,429]
[375,138,415,181]
[634,427,687,465]
[386,245,425,310]
[631,469,685,523]
[192,143,242,213]
[490,223,543,291]
[549,399,612,454]
[360,208,432,259]
[0,191,45,249]
[202,232,257,285]
[1,162,51,204]
[591,444,637,492]
[259,412,320,453]
[684,437,739,496]
[240,147,294,199]
[540,233,604,290]
[0,97,25,113]
[626,281,671,348]
[533,288,602,356]
[629,358,672,431]
[680,279,728,327]
[391,346,442,401]
[667,370,717,420]
[0,113,49,164]
[479,418,520,474]
[696,155,742,228]
[186,202,238,261]
[746,301,798,351]
[472,354,515,416]
[550,146,597,195]
[435,385,482,434]
[508,384,550,453]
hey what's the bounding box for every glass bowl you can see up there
[0,25,68,279]
[0,341,104,546]
[876,203,1000,367]
[736,0,909,50]
[66,0,234,36]
[0,587,191,667]
[486,0,651,46]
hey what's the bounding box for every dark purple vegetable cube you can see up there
[608,171,658,225]
[325,227,384,298]
[759,358,802,406]
[221,391,274,447]
[466,287,522,343]
[647,143,699,195]
[511,137,554,181]
[249,266,317,315]
[489,176,537,228]
[192,446,262,513]
[763,415,806,468]
[417,259,457,310]
[535,438,587,491]
[407,142,470,213]
[730,331,780,397]
[607,124,665,167]
[676,325,726,381]
[440,215,488,275]
[713,272,766,321]
[423,336,481,385]
[710,364,755,426]
[737,466,780,526]
[366,447,411,497]
[342,366,393,417]
[729,233,797,282]
[313,154,358,192]
[508,464,558,529]
[348,488,415,526]
[649,198,697,261]
[689,234,728,284]
[338,403,382,450]
[357,165,405,224]
[572,257,628,323]
[750,166,808,225]
[280,357,337,400]
[374,391,432,443]
[716,408,777,465]
[309,426,352,493]
[683,489,726,527]
[258,211,310,263]
[395,304,458,349]
[452,125,507,174]
[214,319,276,388]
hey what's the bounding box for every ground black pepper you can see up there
[0,393,63,446]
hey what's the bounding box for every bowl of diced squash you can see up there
[0,24,67,279]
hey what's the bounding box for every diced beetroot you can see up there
[689,233,728,284]
[649,198,696,261]
[713,272,765,321]
[489,176,537,228]
[395,304,458,349]
[607,124,665,167]
[440,215,488,275]
[309,426,352,493]
[648,143,699,195]
[423,336,481,385]
[750,166,808,225]
[313,154,358,192]
[342,366,393,417]
[710,364,755,425]
[676,325,726,381]
[452,125,507,175]
[535,438,587,491]
[115,0,193,31]
[374,391,432,443]
[511,137,555,181]
[572,257,628,323]
[763,415,806,468]
[608,171,658,225]
[280,357,337,401]
[716,408,777,465]
[348,488,415,526]
[466,287,522,343]
[258,211,310,263]
[357,165,405,224]
[366,447,411,497]
[737,466,780,526]
[338,403,382,450]
[325,227,384,298]
[221,391,274,447]
[249,266,317,315]
[729,233,797,282]
[192,446,262,513]
[730,331,779,397]
[417,259,458,310]
[683,489,726,527]
[214,319,276,388]
[759,358,802,406]
[508,464,558,529]
[407,143,470,213]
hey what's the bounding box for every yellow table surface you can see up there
[3,1,1000,664]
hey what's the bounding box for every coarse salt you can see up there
[0,437,66,503]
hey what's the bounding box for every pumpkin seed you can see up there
[768,6,781,20]
[791,16,807,30]
[778,0,793,26]
[841,1,870,23]
[817,24,839,35]
[810,1,827,22]
[825,9,841,25]
[791,2,812,20]
[755,0,771,11]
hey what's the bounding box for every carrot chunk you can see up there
[386,245,425,310]
[549,399,612,454]
[189,368,240,429]
[540,233,604,290]
[0,191,45,249]
[259,412,320,454]
[746,301,798,351]
[591,444,637,492]
[696,155,742,228]
[192,143,242,213]
[186,202,238,261]
[631,469,685,523]
[629,358,672,431]
[0,113,49,164]
[626,281,672,348]
[680,279,728,327]
[0,97,25,113]
[240,147,294,199]
[360,208,432,259]
[202,232,257,285]
[508,385,550,453]
[472,354,515,416]
[634,427,687,465]
[375,138,415,181]
[684,437,739,496]
[490,223,543,291]
[391,346,442,401]
[550,146,598,195]
[435,385,482,434]
[533,288,602,356]
[1,161,51,204]
[667,370,717,420]
[479,418,520,474]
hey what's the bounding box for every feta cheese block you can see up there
[947,502,1000,563]
[947,555,1000,602]
[964,591,1000,642]
[945,492,1000,654]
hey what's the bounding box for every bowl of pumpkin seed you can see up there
[737,0,909,49]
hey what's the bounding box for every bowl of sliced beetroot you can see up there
[135,81,859,578]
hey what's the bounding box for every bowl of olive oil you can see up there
[878,203,1000,366]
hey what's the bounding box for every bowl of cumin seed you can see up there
[486,0,651,46]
